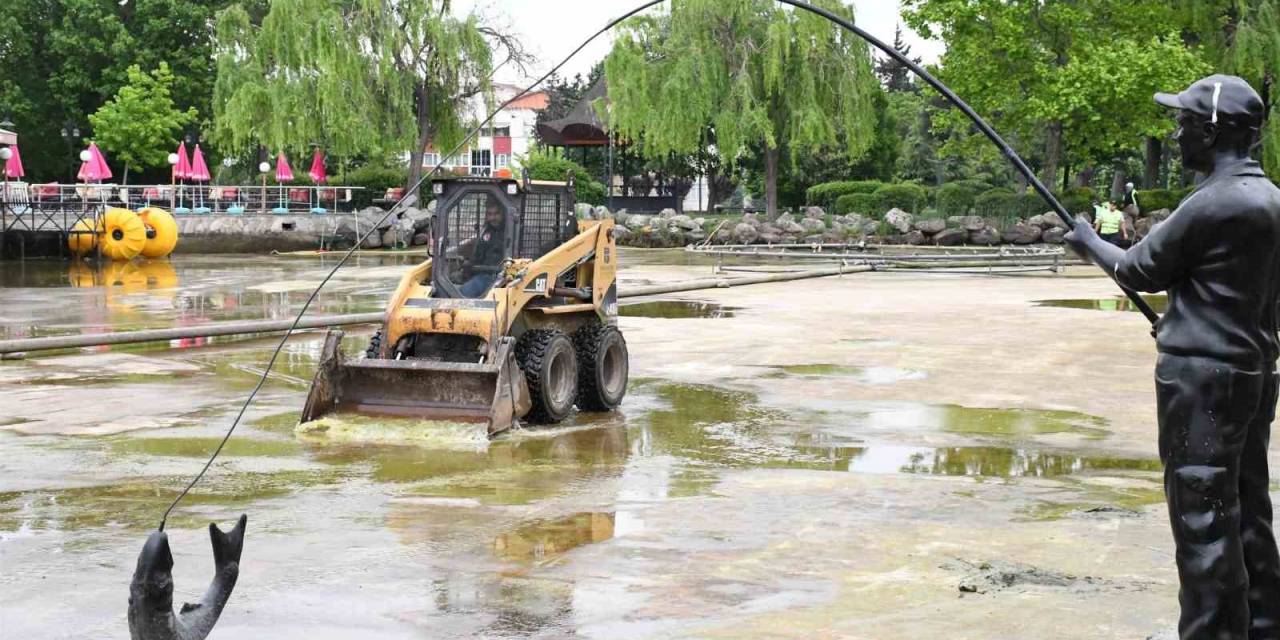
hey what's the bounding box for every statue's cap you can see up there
[1156,75,1264,126]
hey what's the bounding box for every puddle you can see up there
[0,467,347,532]
[1037,295,1168,313]
[493,512,616,563]
[788,439,1161,478]
[766,363,926,385]
[618,300,738,319]
[109,436,304,458]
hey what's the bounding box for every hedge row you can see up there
[831,182,929,216]
[812,179,1195,220]
[805,180,884,208]
[1138,187,1195,212]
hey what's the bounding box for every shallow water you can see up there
[1037,294,1169,313]
[619,300,738,319]
[0,253,1173,638]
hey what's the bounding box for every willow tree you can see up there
[604,0,879,218]
[212,0,526,192]
[1181,0,1280,179]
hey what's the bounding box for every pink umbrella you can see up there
[4,144,24,179]
[190,144,211,210]
[307,149,327,183]
[76,143,112,182]
[275,152,294,182]
[190,145,211,182]
[275,152,293,209]
[173,142,192,180]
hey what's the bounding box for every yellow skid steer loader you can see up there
[301,176,629,435]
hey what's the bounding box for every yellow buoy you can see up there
[98,208,147,261]
[102,260,148,292]
[68,219,97,256]
[136,259,180,290]
[137,207,179,259]
[67,261,98,287]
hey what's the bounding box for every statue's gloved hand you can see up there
[1064,214,1098,250]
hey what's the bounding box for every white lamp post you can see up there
[259,161,271,214]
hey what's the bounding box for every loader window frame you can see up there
[431,181,518,299]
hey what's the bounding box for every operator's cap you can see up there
[1155,74,1264,126]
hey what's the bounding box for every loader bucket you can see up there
[301,329,531,435]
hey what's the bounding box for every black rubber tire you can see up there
[516,329,579,424]
[365,330,382,359]
[573,321,628,411]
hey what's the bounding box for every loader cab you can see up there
[429,176,577,299]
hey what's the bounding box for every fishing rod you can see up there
[158,0,1157,530]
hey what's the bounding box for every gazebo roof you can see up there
[0,129,15,146]
[536,79,611,147]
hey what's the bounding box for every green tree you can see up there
[1180,0,1280,179]
[903,0,1188,189]
[0,0,246,180]
[604,0,880,218]
[88,63,197,184]
[212,0,527,194]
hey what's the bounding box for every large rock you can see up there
[884,208,914,234]
[1042,227,1066,244]
[804,206,826,219]
[800,218,826,234]
[412,232,431,246]
[362,230,383,249]
[1038,211,1069,229]
[658,208,677,219]
[862,221,880,236]
[686,229,706,243]
[779,220,806,235]
[575,202,594,219]
[803,234,825,244]
[625,214,651,230]
[904,230,927,245]
[671,214,700,231]
[1150,208,1173,222]
[934,228,967,246]
[1002,223,1042,245]
[822,229,845,244]
[775,212,797,226]
[947,215,986,231]
[913,218,946,235]
[612,226,633,243]
[593,205,611,220]
[613,209,630,227]
[969,226,1002,245]
[1134,217,1154,240]
[759,230,783,244]
[382,226,399,248]
[732,223,759,245]
[742,212,761,225]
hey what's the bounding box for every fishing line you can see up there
[160,0,1158,530]
[157,0,668,531]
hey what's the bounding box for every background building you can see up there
[423,84,549,176]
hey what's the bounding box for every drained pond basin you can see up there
[0,255,1226,638]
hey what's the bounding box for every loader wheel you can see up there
[365,330,382,359]
[516,329,578,424]
[574,321,628,411]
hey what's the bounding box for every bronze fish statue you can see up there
[128,515,246,640]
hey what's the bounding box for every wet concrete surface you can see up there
[0,253,1229,637]
[1037,294,1169,313]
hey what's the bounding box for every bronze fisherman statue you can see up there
[1067,75,1280,639]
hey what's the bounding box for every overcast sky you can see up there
[453,0,944,85]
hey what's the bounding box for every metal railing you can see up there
[0,182,367,216]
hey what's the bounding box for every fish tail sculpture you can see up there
[128,515,247,640]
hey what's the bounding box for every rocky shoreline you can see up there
[161,201,1172,254]
[605,205,1173,249]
